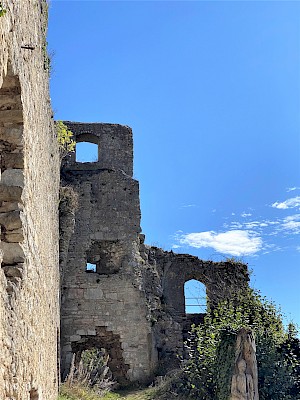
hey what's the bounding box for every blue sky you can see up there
[48,1,300,325]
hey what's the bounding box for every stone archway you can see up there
[71,326,129,385]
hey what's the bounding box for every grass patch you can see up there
[58,385,158,400]
[58,375,195,400]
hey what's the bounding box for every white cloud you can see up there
[271,196,300,210]
[281,214,300,233]
[172,244,181,249]
[181,204,196,208]
[178,230,262,256]
[287,187,300,192]
[243,221,261,229]
[241,212,252,217]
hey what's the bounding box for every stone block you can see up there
[4,229,24,242]
[0,242,24,264]
[0,185,22,202]
[62,344,72,353]
[1,169,24,188]
[0,127,23,145]
[0,110,23,124]
[0,202,22,212]
[2,264,23,278]
[87,330,96,336]
[76,329,86,336]
[1,153,23,169]
[84,288,104,300]
[105,292,118,300]
[70,335,81,342]
[0,211,22,230]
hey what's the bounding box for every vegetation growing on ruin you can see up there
[171,289,300,400]
[0,3,6,17]
[59,289,300,400]
[56,121,76,160]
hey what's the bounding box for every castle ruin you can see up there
[0,1,249,398]
[59,122,249,384]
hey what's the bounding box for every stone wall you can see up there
[60,122,250,384]
[0,1,252,396]
[138,245,249,371]
[0,1,60,399]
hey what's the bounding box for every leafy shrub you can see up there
[56,121,76,161]
[177,289,300,400]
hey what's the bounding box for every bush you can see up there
[178,289,300,400]
[56,121,76,161]
[64,348,116,397]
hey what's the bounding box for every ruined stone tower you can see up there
[60,122,157,383]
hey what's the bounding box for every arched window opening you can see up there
[86,263,96,273]
[184,279,207,314]
[76,142,98,163]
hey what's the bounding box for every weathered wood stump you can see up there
[230,328,259,400]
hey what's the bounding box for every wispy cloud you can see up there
[287,187,300,192]
[181,204,196,208]
[271,196,300,210]
[173,191,300,257]
[281,214,300,234]
[241,212,252,218]
[177,230,262,256]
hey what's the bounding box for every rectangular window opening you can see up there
[86,263,97,273]
[76,142,98,163]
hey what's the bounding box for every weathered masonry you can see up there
[60,122,249,384]
[0,1,60,399]
[0,0,253,397]
[60,122,154,383]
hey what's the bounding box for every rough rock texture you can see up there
[0,1,252,396]
[60,122,250,384]
[0,1,60,399]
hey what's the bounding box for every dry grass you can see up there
[58,368,193,400]
[58,385,155,400]
[58,384,192,400]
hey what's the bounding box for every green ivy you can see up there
[0,2,6,17]
[177,289,300,400]
[215,330,236,400]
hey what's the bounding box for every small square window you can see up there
[76,142,98,162]
[86,263,96,273]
